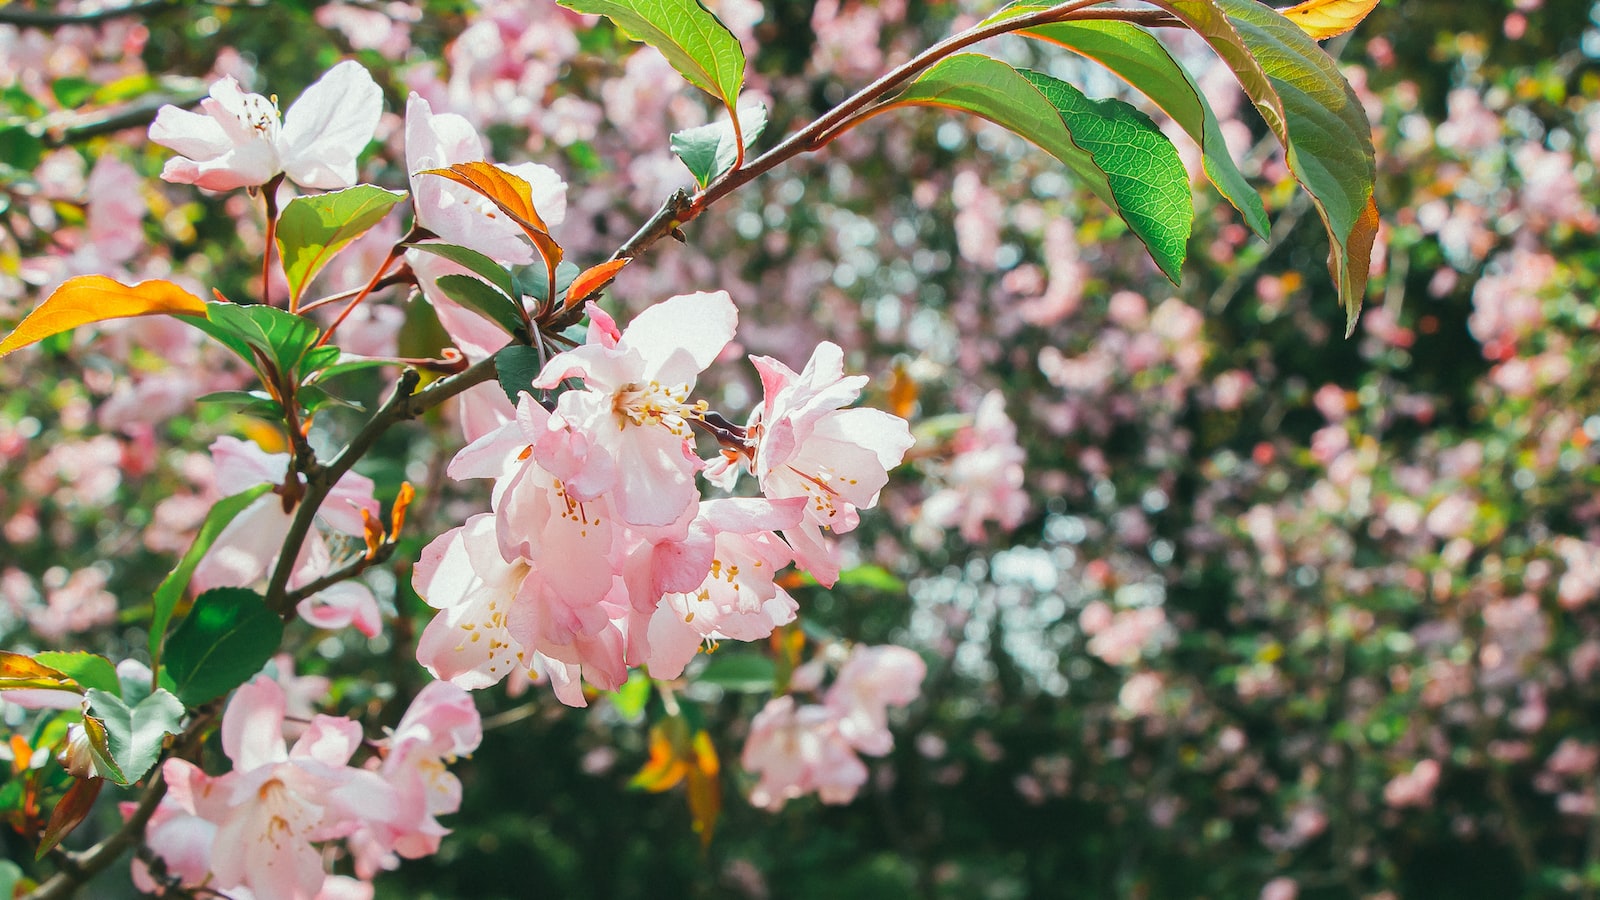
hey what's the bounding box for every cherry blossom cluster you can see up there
[417,293,915,704]
[134,675,480,899]
[741,643,926,810]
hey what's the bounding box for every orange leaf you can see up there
[1336,195,1381,337]
[37,777,103,859]
[687,730,722,847]
[1276,0,1381,40]
[630,723,689,793]
[390,481,416,538]
[0,276,207,358]
[419,162,565,271]
[0,651,80,693]
[564,258,631,311]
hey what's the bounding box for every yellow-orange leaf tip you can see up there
[0,275,207,358]
[1277,0,1382,40]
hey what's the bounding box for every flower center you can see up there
[612,381,705,434]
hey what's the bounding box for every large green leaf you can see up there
[84,688,185,786]
[670,103,768,189]
[558,0,746,117]
[1147,0,1377,332]
[163,588,284,708]
[891,54,1190,283]
[1020,71,1192,283]
[275,185,405,306]
[149,484,275,670]
[995,13,1269,239]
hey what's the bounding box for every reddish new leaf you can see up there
[564,258,631,310]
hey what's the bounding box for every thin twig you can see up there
[0,0,178,28]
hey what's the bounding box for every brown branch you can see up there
[264,354,499,618]
[610,0,1124,261]
[40,90,206,149]
[0,0,178,28]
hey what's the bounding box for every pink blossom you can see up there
[1086,607,1168,667]
[1383,759,1442,809]
[720,341,913,585]
[150,60,382,191]
[919,391,1028,542]
[404,92,566,265]
[741,696,869,810]
[824,644,925,755]
[138,677,399,899]
[643,499,806,679]
[349,681,481,878]
[532,293,737,527]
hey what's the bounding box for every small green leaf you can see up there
[301,344,342,377]
[435,274,527,337]
[495,344,544,404]
[32,652,119,697]
[275,185,406,305]
[609,670,652,719]
[50,77,97,109]
[559,0,747,118]
[196,390,285,420]
[149,485,274,670]
[84,688,184,785]
[187,302,321,380]
[998,12,1269,238]
[695,652,776,692]
[837,564,907,593]
[310,354,400,382]
[515,260,579,304]
[298,384,364,414]
[1147,0,1376,331]
[670,103,767,189]
[163,587,283,708]
[405,242,516,299]
[0,126,43,172]
[892,54,1190,283]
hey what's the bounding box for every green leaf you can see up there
[301,344,342,377]
[298,384,364,414]
[149,485,275,670]
[670,103,767,189]
[495,344,544,404]
[893,54,1190,283]
[999,14,1269,239]
[515,260,579,304]
[32,652,119,697]
[435,274,527,337]
[1019,70,1191,282]
[404,242,516,299]
[0,126,43,173]
[310,354,400,382]
[84,688,185,786]
[0,860,22,899]
[558,0,746,116]
[185,301,323,381]
[196,390,285,420]
[837,564,908,593]
[694,652,776,692]
[609,670,652,719]
[163,587,284,708]
[50,77,97,109]
[275,185,406,305]
[1147,0,1376,332]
